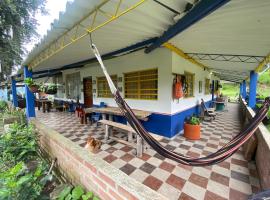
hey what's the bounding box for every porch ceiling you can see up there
[24,0,270,84]
[24,0,187,72]
[169,0,270,82]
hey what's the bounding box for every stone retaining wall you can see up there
[31,119,167,200]
[240,98,270,189]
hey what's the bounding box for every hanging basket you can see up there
[28,85,39,93]
[45,88,57,95]
[184,123,201,140]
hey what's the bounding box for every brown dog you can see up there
[84,137,102,153]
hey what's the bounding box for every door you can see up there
[83,77,93,108]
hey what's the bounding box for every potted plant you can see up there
[184,116,201,140]
[24,78,39,93]
[45,83,57,95]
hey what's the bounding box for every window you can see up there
[205,79,210,94]
[66,72,80,100]
[53,73,64,98]
[184,72,194,97]
[124,68,158,100]
[97,75,117,98]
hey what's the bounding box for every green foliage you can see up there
[0,123,38,169]
[258,70,270,85]
[24,78,37,87]
[186,116,200,125]
[57,185,98,200]
[0,160,48,200]
[0,100,8,111]
[0,0,47,81]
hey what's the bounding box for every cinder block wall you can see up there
[32,119,167,200]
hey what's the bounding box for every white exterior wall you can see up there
[62,48,172,114]
[171,52,218,114]
[51,48,219,115]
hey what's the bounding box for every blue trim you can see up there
[145,0,230,53]
[24,66,36,118]
[249,71,258,108]
[11,78,18,107]
[242,80,247,99]
[111,100,211,138]
[211,80,215,101]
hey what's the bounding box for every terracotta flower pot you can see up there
[184,123,201,140]
[29,85,39,93]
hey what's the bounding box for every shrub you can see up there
[186,116,200,125]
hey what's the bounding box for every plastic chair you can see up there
[90,102,106,125]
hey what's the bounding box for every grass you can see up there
[221,83,239,98]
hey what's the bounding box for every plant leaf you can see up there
[71,186,84,200]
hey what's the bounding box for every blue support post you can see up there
[211,80,215,101]
[239,83,243,97]
[24,66,36,118]
[11,77,18,107]
[242,80,247,99]
[249,71,258,108]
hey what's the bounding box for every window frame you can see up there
[97,75,117,98]
[184,71,195,98]
[124,68,158,100]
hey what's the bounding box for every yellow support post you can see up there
[162,42,208,70]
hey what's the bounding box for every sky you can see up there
[25,0,72,52]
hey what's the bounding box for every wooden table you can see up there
[36,99,52,113]
[84,106,152,121]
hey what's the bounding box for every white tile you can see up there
[192,167,211,178]
[111,159,126,169]
[96,151,110,159]
[212,165,231,177]
[129,158,145,168]
[229,179,252,194]
[182,182,206,200]
[113,149,126,158]
[158,183,181,200]
[172,166,191,180]
[147,157,163,167]
[151,168,170,181]
[207,180,229,199]
[113,143,125,149]
[129,169,149,183]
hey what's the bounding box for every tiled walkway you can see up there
[37,103,261,200]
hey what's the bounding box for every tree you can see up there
[0,0,47,81]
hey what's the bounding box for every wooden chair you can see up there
[200,99,216,121]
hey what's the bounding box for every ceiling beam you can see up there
[145,0,230,53]
[163,42,207,70]
[255,52,270,73]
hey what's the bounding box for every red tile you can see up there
[120,154,134,162]
[231,158,248,167]
[210,172,229,186]
[178,163,192,171]
[159,161,176,173]
[103,154,117,163]
[120,146,133,152]
[140,153,151,161]
[189,173,208,188]
[143,176,163,191]
[187,151,200,158]
[166,174,186,190]
[218,161,230,169]
[178,193,196,200]
[204,191,226,200]
[229,189,249,200]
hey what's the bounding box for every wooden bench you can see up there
[98,119,163,157]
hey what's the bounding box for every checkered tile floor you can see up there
[36,103,261,200]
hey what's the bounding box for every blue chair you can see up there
[90,102,106,125]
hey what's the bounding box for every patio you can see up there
[36,103,260,200]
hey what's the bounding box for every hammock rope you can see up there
[90,43,270,166]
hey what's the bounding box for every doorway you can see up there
[83,77,93,108]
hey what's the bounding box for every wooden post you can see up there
[136,136,143,157]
